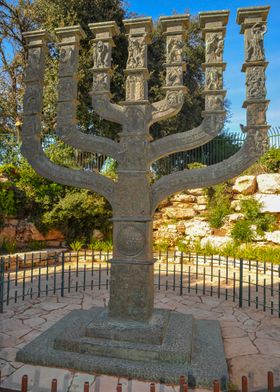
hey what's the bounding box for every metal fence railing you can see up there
[0,371,275,392]
[1,127,279,174]
[1,250,280,317]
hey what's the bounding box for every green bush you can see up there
[1,238,17,254]
[28,240,46,251]
[70,239,85,251]
[207,182,232,228]
[259,148,280,173]
[42,190,112,243]
[240,197,276,235]
[231,220,255,243]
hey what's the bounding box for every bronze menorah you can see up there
[18,6,270,383]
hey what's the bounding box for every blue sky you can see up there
[125,0,279,132]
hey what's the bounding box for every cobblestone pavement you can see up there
[0,289,280,391]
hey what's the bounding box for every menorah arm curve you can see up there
[91,95,126,125]
[151,128,268,212]
[149,95,184,126]
[56,125,121,161]
[148,112,225,163]
[21,116,115,205]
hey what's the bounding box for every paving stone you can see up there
[254,338,280,356]
[1,365,73,392]
[40,302,68,312]
[224,337,259,358]
[23,317,45,328]
[221,326,247,339]
[0,347,20,362]
[68,372,95,391]
[229,354,280,390]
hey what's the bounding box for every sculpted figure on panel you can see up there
[167,38,183,63]
[206,67,223,90]
[246,67,266,99]
[206,33,224,63]
[246,23,267,62]
[127,37,145,68]
[93,41,109,68]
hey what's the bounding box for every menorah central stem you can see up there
[109,134,154,321]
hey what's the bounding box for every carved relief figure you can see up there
[206,33,224,62]
[206,95,224,111]
[167,38,183,63]
[166,90,184,107]
[23,85,41,112]
[93,41,109,68]
[246,67,266,99]
[127,37,145,68]
[92,73,109,91]
[60,47,74,64]
[206,67,223,90]
[246,23,267,62]
[26,48,41,79]
[126,74,145,101]
[166,67,182,86]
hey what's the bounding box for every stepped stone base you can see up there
[16,307,228,387]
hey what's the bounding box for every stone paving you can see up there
[0,289,280,391]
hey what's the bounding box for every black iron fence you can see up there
[1,127,279,174]
[1,250,279,316]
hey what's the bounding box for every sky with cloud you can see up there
[125,0,279,132]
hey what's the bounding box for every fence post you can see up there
[180,253,183,296]
[242,376,248,392]
[51,379,57,392]
[84,382,89,392]
[21,375,28,392]
[268,371,274,392]
[61,252,65,297]
[239,258,243,308]
[0,257,4,313]
[213,380,220,392]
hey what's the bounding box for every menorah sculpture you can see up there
[17,6,270,385]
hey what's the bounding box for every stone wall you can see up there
[1,173,280,249]
[0,218,64,248]
[153,173,280,248]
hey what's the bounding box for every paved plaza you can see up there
[0,288,280,391]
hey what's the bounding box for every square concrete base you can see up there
[16,307,228,387]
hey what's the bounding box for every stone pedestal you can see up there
[16,307,228,386]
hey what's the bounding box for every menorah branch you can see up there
[22,30,115,205]
[21,117,115,204]
[150,129,268,212]
[148,112,225,163]
[55,26,123,157]
[90,22,125,125]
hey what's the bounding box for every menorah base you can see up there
[16,307,228,386]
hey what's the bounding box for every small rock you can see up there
[254,194,280,213]
[232,175,256,195]
[265,231,280,244]
[164,207,196,220]
[227,213,245,222]
[187,188,204,196]
[184,220,212,238]
[201,235,233,248]
[231,200,242,212]
[257,173,280,194]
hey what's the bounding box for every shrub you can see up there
[28,240,46,251]
[1,238,17,254]
[259,147,280,173]
[42,190,112,243]
[207,182,232,228]
[154,240,169,252]
[70,239,85,251]
[240,197,277,235]
[176,238,191,253]
[231,220,255,243]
